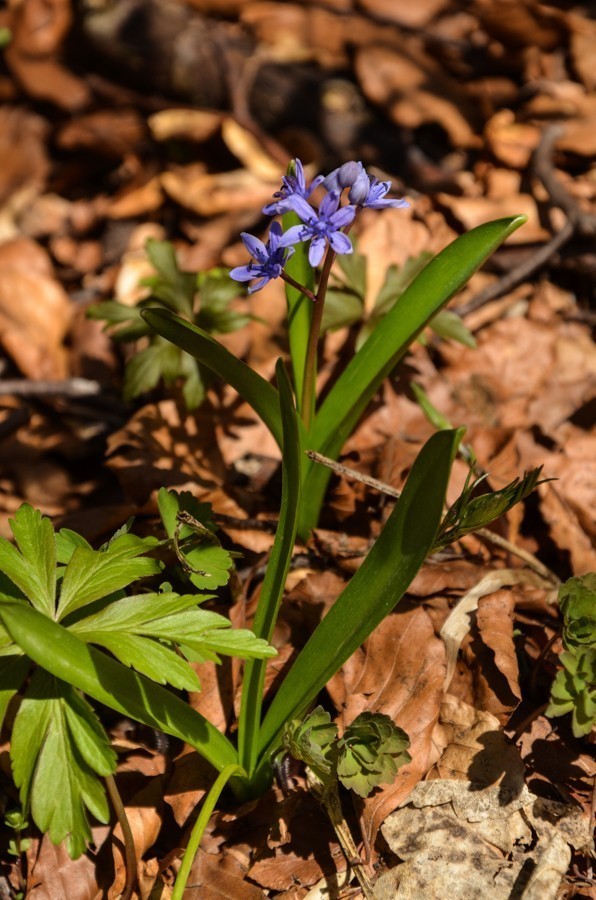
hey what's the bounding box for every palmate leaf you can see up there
[0,506,56,616]
[157,488,233,590]
[282,706,338,776]
[336,712,411,798]
[57,532,162,620]
[11,669,116,858]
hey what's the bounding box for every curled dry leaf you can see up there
[0,238,71,379]
[161,165,281,216]
[25,830,108,900]
[109,776,165,900]
[327,606,447,849]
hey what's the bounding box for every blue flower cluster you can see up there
[231,159,409,294]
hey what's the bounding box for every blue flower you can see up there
[263,158,324,216]
[323,160,365,193]
[282,192,355,267]
[230,221,295,293]
[348,173,410,210]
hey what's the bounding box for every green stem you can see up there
[171,764,243,900]
[301,246,336,432]
[281,271,316,303]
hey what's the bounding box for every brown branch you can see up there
[105,775,137,900]
[455,124,596,318]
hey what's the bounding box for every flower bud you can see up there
[348,170,371,205]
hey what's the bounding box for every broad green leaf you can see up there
[157,488,232,589]
[11,670,115,858]
[238,361,302,773]
[82,632,201,691]
[0,654,30,731]
[0,505,56,616]
[430,309,476,348]
[337,249,367,299]
[256,428,461,771]
[69,591,211,634]
[144,238,196,315]
[336,712,411,797]
[123,341,179,400]
[57,533,162,619]
[141,309,283,448]
[191,627,278,661]
[0,601,238,772]
[299,215,527,536]
[55,529,92,564]
[321,289,363,333]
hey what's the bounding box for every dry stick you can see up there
[454,124,596,319]
[306,450,558,584]
[0,377,102,398]
[105,775,137,900]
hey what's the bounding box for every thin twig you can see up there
[105,775,137,900]
[455,123,596,318]
[0,378,102,398]
[307,449,401,499]
[306,449,557,582]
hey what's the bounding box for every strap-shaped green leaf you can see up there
[256,428,462,771]
[141,309,284,447]
[238,360,302,774]
[0,602,238,773]
[298,216,527,536]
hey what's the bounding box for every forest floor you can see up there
[0,0,594,897]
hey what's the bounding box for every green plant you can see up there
[0,161,539,867]
[546,574,596,737]
[0,502,274,857]
[88,239,251,408]
[142,161,527,538]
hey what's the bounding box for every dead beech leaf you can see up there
[440,570,549,691]
[26,830,108,900]
[161,165,280,216]
[355,44,480,148]
[0,106,48,214]
[57,109,146,158]
[357,0,450,28]
[164,749,218,828]
[221,117,284,181]
[0,238,71,379]
[327,606,446,849]
[148,108,223,143]
[109,776,165,899]
[568,15,596,90]
[437,191,548,243]
[476,589,521,702]
[188,847,269,899]
[484,109,541,168]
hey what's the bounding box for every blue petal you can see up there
[280,224,308,246]
[330,204,356,229]
[267,220,283,250]
[286,194,317,223]
[230,265,257,282]
[247,276,270,293]
[319,190,340,218]
[328,231,353,255]
[308,236,326,267]
[305,173,325,197]
[241,232,268,263]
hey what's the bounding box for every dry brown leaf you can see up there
[0,106,48,225]
[327,606,446,848]
[358,0,450,28]
[186,847,266,899]
[26,830,107,900]
[164,749,219,828]
[161,166,280,216]
[476,589,521,702]
[355,44,480,148]
[148,108,223,143]
[484,109,542,168]
[433,694,526,787]
[221,118,284,181]
[109,776,165,899]
[0,238,71,379]
[57,109,146,158]
[437,190,549,243]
